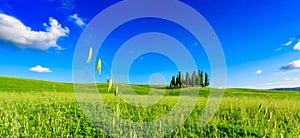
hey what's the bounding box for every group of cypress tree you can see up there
[169,70,209,88]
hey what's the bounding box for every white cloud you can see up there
[60,0,75,11]
[29,65,52,73]
[256,69,262,75]
[276,38,296,52]
[0,13,69,50]
[281,59,300,70]
[293,41,300,50]
[250,80,300,89]
[69,14,86,27]
[283,78,299,81]
[275,47,282,52]
[282,40,293,46]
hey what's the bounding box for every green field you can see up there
[0,76,299,137]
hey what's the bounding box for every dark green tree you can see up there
[178,71,184,87]
[171,76,177,87]
[176,75,180,87]
[204,73,209,87]
[174,76,177,87]
[185,72,190,86]
[198,70,203,87]
[195,72,199,86]
[191,71,196,86]
[181,73,185,86]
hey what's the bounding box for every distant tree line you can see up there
[169,70,209,88]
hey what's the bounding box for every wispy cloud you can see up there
[282,40,293,46]
[29,65,52,73]
[293,41,300,50]
[275,47,282,52]
[0,13,69,50]
[69,14,86,28]
[281,59,300,71]
[256,69,262,75]
[60,0,75,11]
[251,80,300,89]
[276,38,295,52]
[283,78,299,81]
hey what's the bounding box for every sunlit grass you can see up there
[0,76,299,137]
[0,91,299,137]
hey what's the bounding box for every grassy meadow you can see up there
[0,76,299,137]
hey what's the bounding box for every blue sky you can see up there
[0,0,300,89]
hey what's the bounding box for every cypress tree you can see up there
[185,72,190,86]
[171,76,176,87]
[191,71,196,86]
[199,70,203,87]
[204,73,209,87]
[178,71,184,87]
[181,73,185,86]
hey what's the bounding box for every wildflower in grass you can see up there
[108,78,113,92]
[52,84,56,92]
[106,75,110,82]
[87,47,92,63]
[115,86,118,96]
[96,59,101,75]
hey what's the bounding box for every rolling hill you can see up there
[0,76,300,137]
[272,87,300,92]
[0,76,299,97]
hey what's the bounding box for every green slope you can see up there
[0,76,299,98]
[0,76,300,137]
[0,76,74,92]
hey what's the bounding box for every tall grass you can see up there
[0,90,299,137]
[0,77,299,137]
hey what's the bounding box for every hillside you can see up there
[0,76,74,92]
[0,76,300,137]
[272,87,300,92]
[0,76,300,97]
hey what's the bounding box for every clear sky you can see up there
[0,0,300,89]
